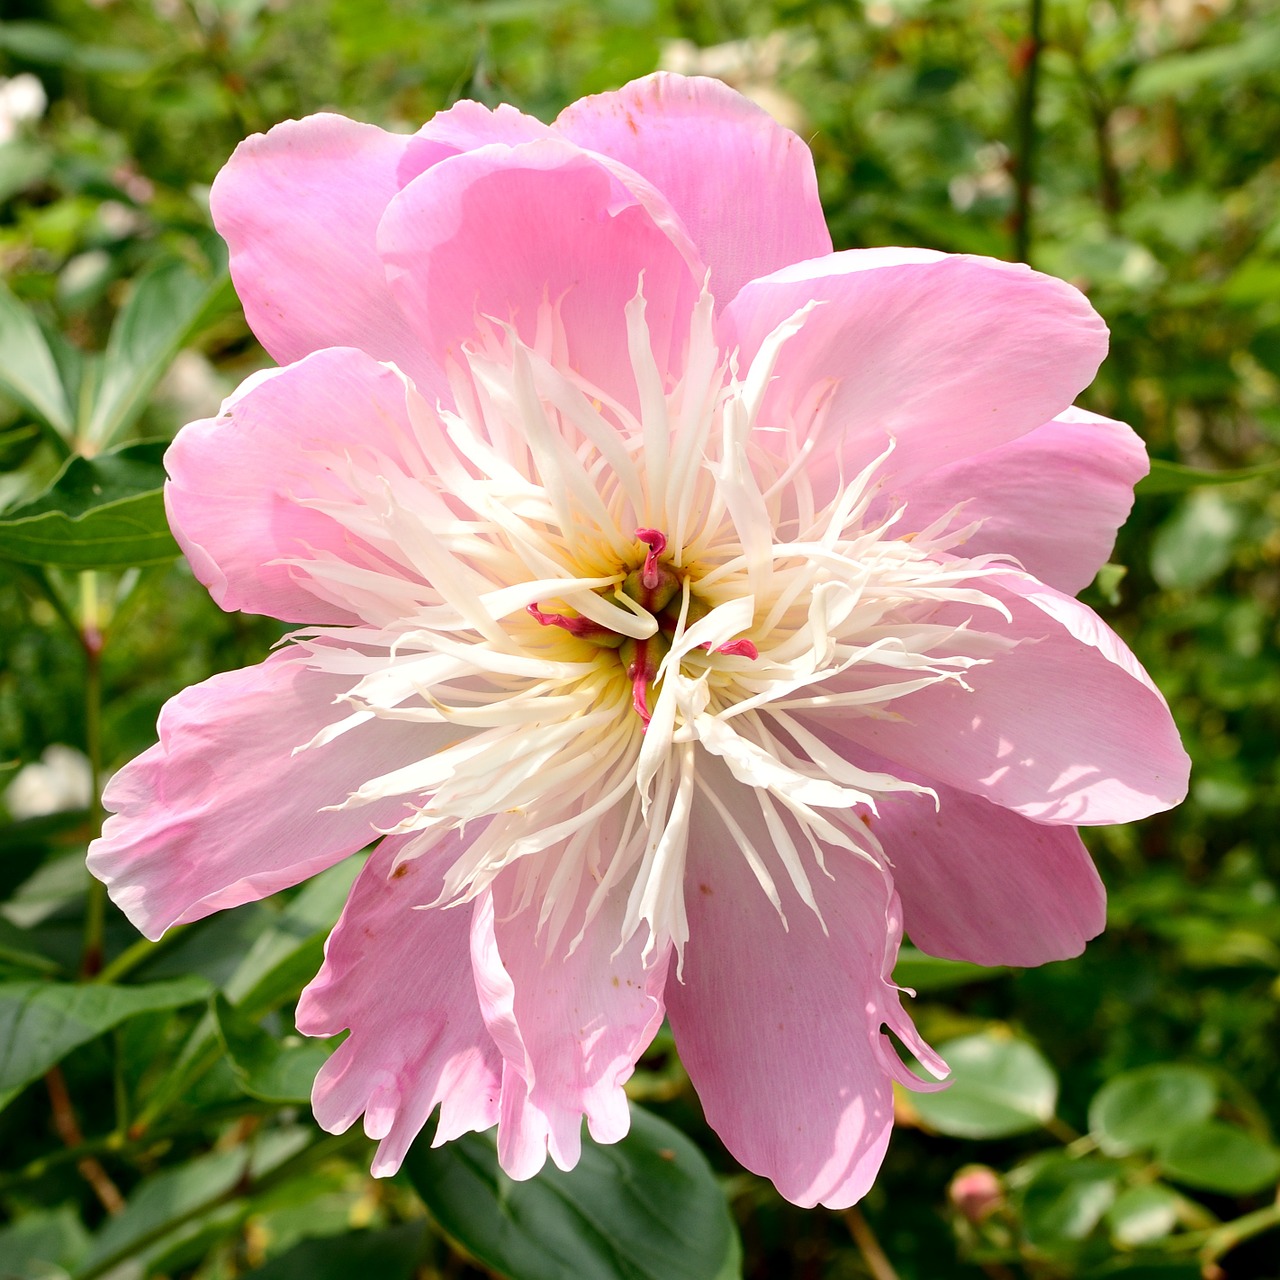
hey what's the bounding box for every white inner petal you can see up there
[277,283,1015,964]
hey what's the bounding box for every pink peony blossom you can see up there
[87,73,1189,1209]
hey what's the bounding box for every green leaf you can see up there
[238,1224,431,1280]
[1150,493,1242,591]
[0,976,209,1111]
[75,1130,311,1279]
[0,441,179,569]
[0,20,149,72]
[1155,1120,1280,1196]
[213,994,329,1104]
[1019,1153,1118,1249]
[0,1204,89,1279]
[894,946,1006,991]
[83,255,235,450]
[0,284,73,438]
[910,1032,1058,1139]
[224,857,366,1013]
[1129,26,1280,101]
[1105,1184,1182,1247]
[1088,1064,1218,1157]
[1136,457,1280,496]
[405,1104,742,1280]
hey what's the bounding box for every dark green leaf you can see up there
[84,256,235,450]
[0,976,209,1111]
[1155,1121,1280,1196]
[1136,457,1280,496]
[213,994,329,1104]
[910,1032,1058,1139]
[1088,1064,1218,1156]
[0,441,178,569]
[238,1224,431,1280]
[1105,1184,1182,1247]
[405,1104,741,1280]
[0,20,148,72]
[0,1204,89,1279]
[1150,493,1242,591]
[75,1129,312,1279]
[894,946,1006,991]
[0,285,73,437]
[1019,1153,1118,1249]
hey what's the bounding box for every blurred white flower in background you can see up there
[0,73,48,145]
[6,745,93,819]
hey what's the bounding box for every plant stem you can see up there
[44,1065,125,1214]
[79,570,107,979]
[844,1205,901,1280]
[1012,0,1045,264]
[1200,1201,1280,1269]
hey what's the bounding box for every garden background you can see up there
[1,1,1278,1277]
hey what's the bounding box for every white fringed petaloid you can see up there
[285,284,1017,964]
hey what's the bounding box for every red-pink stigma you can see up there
[635,528,667,590]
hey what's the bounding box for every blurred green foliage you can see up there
[1,0,1277,1277]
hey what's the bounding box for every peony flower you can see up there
[87,73,1188,1209]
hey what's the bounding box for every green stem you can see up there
[80,571,107,979]
[95,926,187,985]
[1012,0,1045,264]
[1200,1202,1280,1268]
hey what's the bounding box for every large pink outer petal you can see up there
[297,833,501,1176]
[165,348,422,625]
[868,770,1106,967]
[377,138,703,414]
[812,574,1190,825]
[86,652,440,939]
[665,770,944,1209]
[554,72,832,307]
[209,115,442,392]
[887,407,1149,596]
[721,251,1110,500]
[470,867,672,1179]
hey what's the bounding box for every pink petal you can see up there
[165,348,422,625]
[209,114,443,394]
[887,407,1149,596]
[297,833,501,1176]
[376,137,703,415]
[470,865,671,1179]
[554,72,831,307]
[86,652,440,939]
[813,573,1190,825]
[665,776,944,1209]
[868,767,1106,967]
[721,251,1110,501]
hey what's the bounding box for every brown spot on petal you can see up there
[391,863,410,879]
[699,882,713,895]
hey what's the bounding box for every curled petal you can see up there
[87,652,444,939]
[887,407,1149,595]
[297,833,501,1175]
[210,114,444,395]
[555,72,831,307]
[850,748,1107,966]
[811,573,1190,825]
[471,859,672,1179]
[721,250,1109,503]
[165,348,423,625]
[377,137,703,416]
[665,768,944,1209]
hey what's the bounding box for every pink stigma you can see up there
[527,602,609,638]
[635,528,667,590]
[716,639,759,660]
